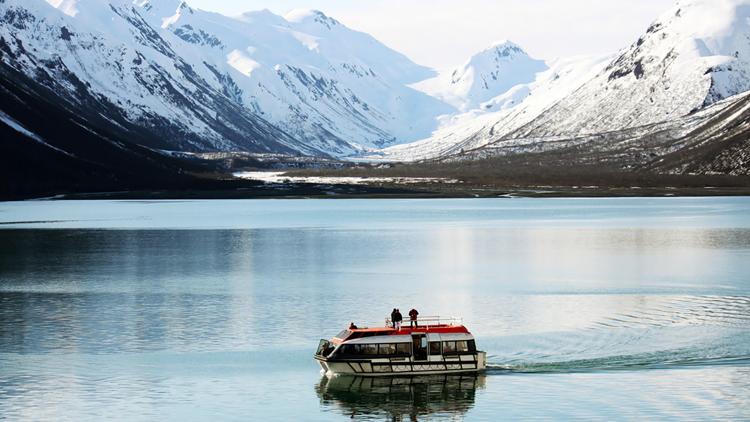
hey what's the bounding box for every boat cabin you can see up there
[315,317,486,376]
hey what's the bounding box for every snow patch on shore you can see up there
[234,171,459,185]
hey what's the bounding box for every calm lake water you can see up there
[1,198,749,421]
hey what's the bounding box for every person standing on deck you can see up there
[390,309,398,329]
[409,308,419,328]
[394,309,403,330]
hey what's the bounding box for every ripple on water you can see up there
[486,295,750,373]
[1,199,750,420]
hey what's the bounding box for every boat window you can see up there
[429,341,441,355]
[362,344,378,355]
[395,343,411,355]
[456,341,469,352]
[317,339,333,356]
[442,341,456,353]
[338,343,412,357]
[335,330,352,340]
[339,344,356,355]
[468,340,476,352]
[379,344,396,355]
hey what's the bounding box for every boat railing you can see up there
[384,315,463,328]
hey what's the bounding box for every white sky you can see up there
[188,0,676,69]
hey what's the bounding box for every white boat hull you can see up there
[316,352,486,377]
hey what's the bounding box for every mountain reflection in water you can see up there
[316,374,486,421]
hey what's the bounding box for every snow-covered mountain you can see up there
[512,0,750,138]
[446,90,750,177]
[380,0,750,161]
[3,0,749,173]
[0,0,452,157]
[375,55,612,161]
[413,41,547,113]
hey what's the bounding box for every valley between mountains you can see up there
[1,0,750,199]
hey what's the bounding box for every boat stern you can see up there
[477,351,487,371]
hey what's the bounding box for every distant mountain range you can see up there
[0,0,450,158]
[1,0,749,197]
[377,0,750,163]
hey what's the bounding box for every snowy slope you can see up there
[413,41,547,112]
[0,0,452,157]
[375,55,612,160]
[450,91,750,176]
[510,0,750,139]
[0,0,313,154]
[161,4,453,153]
[379,0,750,162]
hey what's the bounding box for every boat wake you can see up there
[484,295,750,374]
[487,352,750,374]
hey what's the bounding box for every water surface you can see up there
[1,198,749,420]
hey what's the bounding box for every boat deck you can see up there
[339,316,470,339]
[348,324,469,335]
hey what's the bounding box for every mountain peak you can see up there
[284,9,339,29]
[133,0,189,18]
[453,40,545,85]
[488,39,522,51]
[237,8,287,25]
[465,40,529,68]
[413,40,547,112]
[174,1,193,16]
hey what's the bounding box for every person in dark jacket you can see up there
[409,308,419,328]
[390,309,398,329]
[394,309,403,330]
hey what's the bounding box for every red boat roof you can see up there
[334,324,470,342]
[353,325,468,335]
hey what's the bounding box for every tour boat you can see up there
[314,316,486,376]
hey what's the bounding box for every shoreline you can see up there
[8,184,750,201]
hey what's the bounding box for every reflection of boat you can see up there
[314,316,486,376]
[316,374,486,421]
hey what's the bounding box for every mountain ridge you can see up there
[379,0,750,162]
[1,0,748,198]
[1,0,452,157]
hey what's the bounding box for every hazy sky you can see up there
[188,0,676,69]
